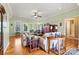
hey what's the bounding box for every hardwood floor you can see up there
[5,36,55,55]
[65,37,78,51]
[4,36,78,55]
[0,49,3,55]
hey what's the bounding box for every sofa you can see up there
[21,32,40,53]
[39,32,63,52]
[21,33,29,47]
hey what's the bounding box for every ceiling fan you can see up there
[32,10,42,19]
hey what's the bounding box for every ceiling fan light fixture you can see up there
[32,10,42,19]
[58,7,62,10]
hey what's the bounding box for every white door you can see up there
[66,20,71,37]
[70,20,75,37]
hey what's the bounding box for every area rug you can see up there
[64,48,79,55]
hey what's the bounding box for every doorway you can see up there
[0,4,6,55]
[65,18,76,37]
[65,17,79,50]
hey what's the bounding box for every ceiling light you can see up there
[77,3,79,6]
[58,7,62,10]
[32,10,42,19]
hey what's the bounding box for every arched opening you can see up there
[0,4,6,55]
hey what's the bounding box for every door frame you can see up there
[0,4,6,54]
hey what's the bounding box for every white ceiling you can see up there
[9,3,79,20]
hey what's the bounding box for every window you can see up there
[24,24,27,31]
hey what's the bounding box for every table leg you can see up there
[48,39,50,54]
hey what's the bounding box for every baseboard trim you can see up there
[3,43,10,54]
